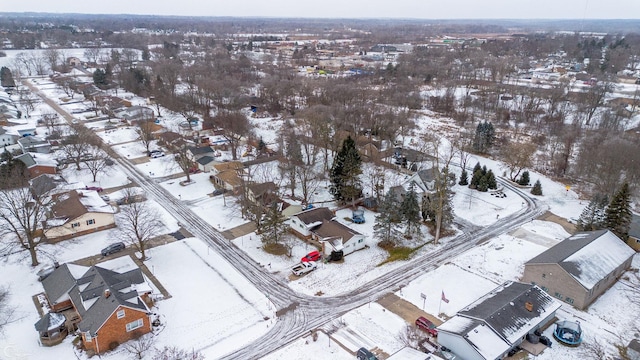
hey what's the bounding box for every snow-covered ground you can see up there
[0,72,637,360]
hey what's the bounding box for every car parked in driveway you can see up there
[150,151,165,158]
[301,250,321,262]
[101,242,126,256]
[85,186,104,192]
[357,347,378,360]
[415,316,438,336]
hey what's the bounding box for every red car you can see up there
[301,250,321,263]
[415,316,438,336]
[85,186,104,192]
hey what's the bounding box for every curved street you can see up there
[29,80,545,359]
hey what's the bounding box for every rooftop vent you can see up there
[525,301,534,312]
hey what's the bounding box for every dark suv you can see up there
[356,347,378,360]
[101,242,126,256]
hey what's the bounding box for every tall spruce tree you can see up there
[330,136,362,204]
[473,122,495,153]
[530,179,543,195]
[604,183,632,240]
[576,193,609,231]
[374,191,401,246]
[401,184,421,238]
[458,169,469,186]
[518,171,530,186]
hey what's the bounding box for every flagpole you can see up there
[438,290,442,315]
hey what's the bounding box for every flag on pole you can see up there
[441,290,449,303]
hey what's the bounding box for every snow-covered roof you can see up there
[527,230,635,289]
[387,347,444,360]
[465,322,511,360]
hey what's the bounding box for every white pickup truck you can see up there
[291,261,317,276]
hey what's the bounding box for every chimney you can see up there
[104,289,111,298]
[525,301,533,312]
[54,261,60,268]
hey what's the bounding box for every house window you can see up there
[117,310,125,319]
[358,239,363,243]
[565,297,574,304]
[635,238,640,244]
[71,222,80,228]
[126,319,144,332]
[86,219,95,225]
[85,332,92,341]
[554,292,563,300]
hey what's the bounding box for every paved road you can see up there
[29,79,544,359]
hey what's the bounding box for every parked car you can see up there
[104,124,117,130]
[212,188,227,196]
[148,149,163,156]
[101,242,126,256]
[151,151,165,158]
[356,347,378,360]
[100,195,110,202]
[301,250,321,263]
[37,266,56,281]
[85,186,104,192]
[291,261,317,276]
[415,316,438,336]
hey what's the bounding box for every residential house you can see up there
[15,125,37,137]
[402,167,440,194]
[209,161,244,194]
[437,282,562,360]
[0,127,17,146]
[38,264,152,353]
[280,201,303,219]
[44,190,116,242]
[15,153,57,178]
[311,219,366,257]
[289,207,335,239]
[18,136,51,154]
[115,106,154,123]
[627,214,640,251]
[521,230,635,309]
[246,182,278,207]
[195,155,217,172]
[186,145,216,162]
[67,57,82,67]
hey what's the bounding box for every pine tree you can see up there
[374,191,401,246]
[604,183,632,240]
[401,184,421,238]
[477,176,489,192]
[473,122,495,153]
[458,169,469,186]
[330,136,362,204]
[260,203,289,245]
[486,170,497,190]
[576,193,609,231]
[518,171,530,186]
[530,180,543,195]
[470,168,483,189]
[472,162,482,174]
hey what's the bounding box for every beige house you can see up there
[45,190,115,242]
[209,161,244,194]
[522,230,635,310]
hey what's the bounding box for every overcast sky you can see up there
[3,0,639,19]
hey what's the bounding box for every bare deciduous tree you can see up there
[137,118,156,154]
[0,177,52,266]
[123,333,155,360]
[501,141,537,182]
[152,346,204,360]
[117,189,163,261]
[83,146,109,183]
[62,124,98,170]
[208,110,251,160]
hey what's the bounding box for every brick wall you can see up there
[83,305,151,353]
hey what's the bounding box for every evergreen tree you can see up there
[0,66,15,87]
[486,170,497,190]
[530,179,543,195]
[422,187,453,228]
[604,183,632,240]
[477,175,489,192]
[330,136,362,204]
[93,68,107,87]
[401,184,421,238]
[473,122,495,153]
[458,169,469,186]
[576,193,609,231]
[518,171,530,186]
[260,203,288,245]
[472,162,482,174]
[470,169,483,189]
[374,191,401,246]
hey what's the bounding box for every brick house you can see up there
[522,230,635,309]
[15,153,57,178]
[44,190,116,242]
[39,264,153,353]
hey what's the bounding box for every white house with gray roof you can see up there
[522,230,635,309]
[437,281,561,360]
